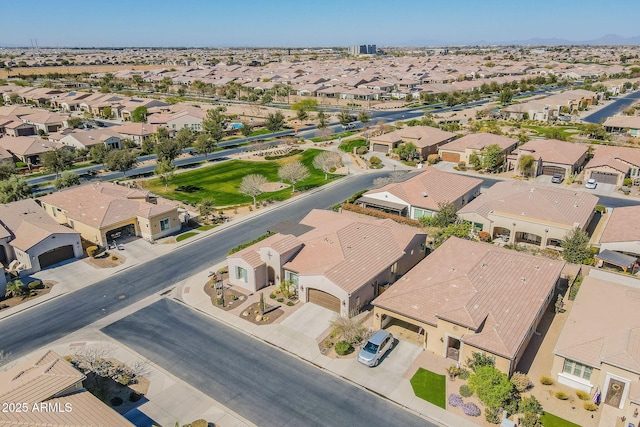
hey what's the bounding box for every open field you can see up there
[0,64,165,79]
[141,148,340,206]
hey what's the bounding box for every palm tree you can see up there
[5,280,25,298]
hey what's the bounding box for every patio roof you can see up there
[267,220,314,237]
[356,196,407,213]
[596,249,636,270]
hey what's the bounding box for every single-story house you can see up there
[59,128,123,150]
[438,133,519,165]
[357,167,482,219]
[552,273,640,416]
[148,107,206,132]
[0,199,83,275]
[2,116,37,137]
[113,123,158,145]
[506,138,589,179]
[227,209,427,317]
[458,180,599,249]
[39,182,181,247]
[603,115,640,137]
[20,111,68,134]
[373,237,565,375]
[369,126,457,158]
[0,350,134,426]
[0,136,68,166]
[583,145,640,186]
[596,205,640,261]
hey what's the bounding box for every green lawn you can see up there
[310,130,357,142]
[176,232,198,242]
[522,125,578,141]
[409,368,446,409]
[143,148,340,206]
[540,412,581,427]
[197,225,217,231]
[250,128,273,137]
[338,138,368,153]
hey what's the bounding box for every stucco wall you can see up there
[300,275,349,316]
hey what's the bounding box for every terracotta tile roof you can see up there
[554,276,640,373]
[399,125,457,148]
[585,145,640,172]
[0,136,66,156]
[374,237,565,359]
[599,206,640,244]
[603,115,640,129]
[439,132,518,152]
[113,122,157,136]
[364,167,482,211]
[458,180,598,229]
[516,138,588,165]
[229,233,303,268]
[21,111,68,125]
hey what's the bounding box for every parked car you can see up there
[551,174,563,184]
[357,330,394,367]
[585,178,597,189]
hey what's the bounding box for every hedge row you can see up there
[341,203,423,228]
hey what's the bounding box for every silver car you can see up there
[357,330,394,367]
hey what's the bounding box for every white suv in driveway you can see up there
[585,178,597,189]
[357,330,394,367]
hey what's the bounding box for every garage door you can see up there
[307,289,340,312]
[372,143,388,153]
[542,165,566,176]
[441,152,460,163]
[38,245,75,269]
[591,171,619,185]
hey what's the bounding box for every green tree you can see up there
[431,202,458,228]
[317,111,328,130]
[432,221,472,248]
[191,80,206,96]
[105,149,138,177]
[519,395,543,416]
[358,109,371,127]
[41,148,75,178]
[499,88,513,105]
[240,121,253,137]
[0,162,16,180]
[155,158,175,191]
[394,142,418,161]
[202,107,226,145]
[239,174,268,206]
[131,106,148,123]
[337,109,353,126]
[466,352,496,371]
[468,365,514,409]
[198,198,215,219]
[193,134,217,161]
[482,144,504,171]
[131,74,144,91]
[278,160,309,193]
[518,154,536,177]
[54,171,81,190]
[0,175,31,203]
[66,117,84,129]
[101,106,112,119]
[5,280,26,298]
[174,127,195,150]
[89,144,111,164]
[141,138,157,155]
[561,228,592,264]
[265,111,285,133]
[520,412,542,427]
[155,138,181,162]
[291,98,318,122]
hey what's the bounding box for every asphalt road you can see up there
[102,299,431,427]
[0,172,388,360]
[583,90,640,124]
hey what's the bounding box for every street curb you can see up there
[0,292,67,320]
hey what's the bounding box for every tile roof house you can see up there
[0,136,67,166]
[59,128,123,150]
[20,111,69,134]
[227,209,427,317]
[113,123,158,145]
[373,237,565,374]
[39,182,181,247]
[0,350,133,426]
[596,205,640,260]
[357,167,482,219]
[458,180,599,250]
[147,106,206,132]
[506,138,589,180]
[603,115,640,137]
[1,115,37,137]
[438,132,519,165]
[369,126,457,158]
[583,145,640,186]
[0,199,82,281]
[552,273,640,415]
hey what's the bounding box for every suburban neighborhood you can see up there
[3,3,640,427]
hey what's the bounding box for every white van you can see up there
[343,122,357,130]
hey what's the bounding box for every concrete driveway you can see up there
[280,303,336,339]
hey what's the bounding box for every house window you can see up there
[284,270,299,288]
[563,359,593,381]
[160,218,170,231]
[51,206,57,217]
[235,266,247,283]
[413,208,433,220]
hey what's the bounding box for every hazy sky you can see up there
[2,0,639,47]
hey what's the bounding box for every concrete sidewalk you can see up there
[177,266,480,427]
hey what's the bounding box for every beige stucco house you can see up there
[39,182,181,247]
[458,181,599,250]
[552,273,640,417]
[583,145,640,186]
[227,209,427,317]
[369,125,457,158]
[373,237,565,375]
[506,138,589,180]
[438,132,518,165]
[596,205,640,261]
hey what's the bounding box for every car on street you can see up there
[551,174,563,184]
[357,330,394,367]
[585,178,597,189]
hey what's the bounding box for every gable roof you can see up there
[599,205,640,244]
[399,126,457,148]
[585,145,640,173]
[516,138,588,165]
[0,136,66,156]
[374,237,565,359]
[440,132,518,152]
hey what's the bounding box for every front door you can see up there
[604,378,626,408]
[447,337,460,361]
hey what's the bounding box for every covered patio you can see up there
[595,249,637,273]
[355,196,407,216]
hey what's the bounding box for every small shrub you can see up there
[427,154,440,165]
[110,396,123,406]
[116,374,132,385]
[190,420,208,427]
[369,155,382,165]
[539,376,554,385]
[448,393,464,407]
[27,280,43,290]
[595,205,606,213]
[554,391,569,400]
[356,146,368,155]
[510,372,533,392]
[111,255,118,261]
[129,391,143,402]
[334,341,353,356]
[459,384,473,397]
[463,402,481,417]
[457,161,467,171]
[583,402,598,411]
[269,293,277,299]
[277,297,284,303]
[216,297,223,305]
[87,246,99,257]
[624,177,633,187]
[286,301,294,306]
[485,407,501,424]
[478,231,491,242]
[457,367,471,380]
[29,290,37,297]
[576,390,590,400]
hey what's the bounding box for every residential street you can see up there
[102,299,432,427]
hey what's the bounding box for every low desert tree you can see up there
[466,352,496,371]
[561,228,592,264]
[0,175,31,203]
[312,151,343,180]
[41,147,75,178]
[105,149,138,177]
[358,109,371,127]
[89,144,111,164]
[198,198,215,220]
[155,158,176,191]
[175,127,195,150]
[265,111,285,133]
[329,315,366,345]
[193,134,217,161]
[141,138,157,155]
[239,174,268,206]
[240,121,253,137]
[66,117,84,128]
[482,144,504,171]
[54,171,81,190]
[202,107,226,144]
[5,280,26,298]
[317,110,328,130]
[394,142,418,161]
[468,365,514,409]
[0,162,16,180]
[337,108,353,126]
[278,161,309,193]
[518,154,536,177]
[155,138,181,162]
[101,106,112,119]
[131,106,148,123]
[431,202,458,228]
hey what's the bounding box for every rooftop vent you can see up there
[422,192,427,197]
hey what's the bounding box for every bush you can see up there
[595,205,606,214]
[458,367,471,380]
[519,396,543,416]
[485,407,501,424]
[190,420,208,427]
[576,390,590,400]
[86,246,99,257]
[459,384,473,397]
[427,154,440,165]
[554,391,569,400]
[269,293,276,299]
[583,402,598,411]
[286,301,294,306]
[277,297,284,303]
[478,231,491,242]
[356,146,368,155]
[334,341,353,356]
[448,393,464,407]
[539,376,554,385]
[111,255,118,261]
[510,372,532,392]
[457,161,467,171]
[216,297,224,305]
[110,396,123,406]
[369,156,382,165]
[264,149,303,160]
[27,280,43,290]
[129,391,143,402]
[341,203,422,227]
[624,177,633,187]
[462,402,481,417]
